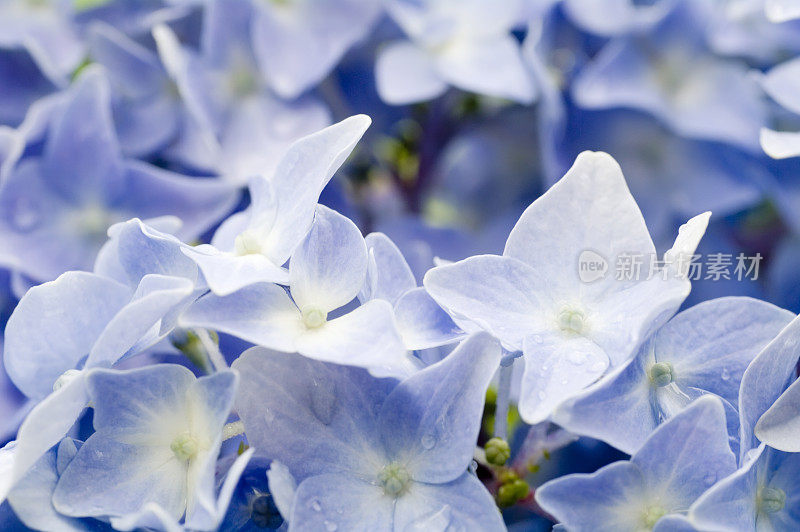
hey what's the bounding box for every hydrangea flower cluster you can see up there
[1,1,800,531]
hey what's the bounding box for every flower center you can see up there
[378,463,411,497]
[170,432,199,461]
[758,486,786,514]
[641,505,666,528]
[558,309,586,335]
[301,307,327,329]
[648,362,675,387]
[234,230,264,256]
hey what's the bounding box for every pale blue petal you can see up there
[632,396,737,511]
[360,232,417,306]
[232,348,392,480]
[375,41,448,105]
[519,333,609,424]
[53,434,186,520]
[395,473,505,531]
[179,283,302,353]
[11,373,89,490]
[289,473,393,530]
[41,67,125,204]
[739,315,800,459]
[87,364,195,439]
[4,271,131,398]
[424,254,549,350]
[289,205,368,314]
[394,287,465,350]
[379,333,501,483]
[436,35,535,104]
[655,297,794,408]
[553,352,654,455]
[86,275,195,368]
[755,377,800,452]
[535,461,648,530]
[181,246,289,296]
[294,299,411,376]
[688,444,763,532]
[7,440,88,532]
[266,115,371,266]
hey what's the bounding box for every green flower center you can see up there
[378,463,411,497]
[758,486,786,514]
[170,432,199,461]
[301,308,327,329]
[648,362,675,387]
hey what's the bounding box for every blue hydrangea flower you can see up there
[536,396,737,531]
[181,205,413,377]
[424,151,705,423]
[0,0,83,126]
[51,364,246,531]
[231,332,505,531]
[376,0,535,104]
[180,115,370,296]
[246,0,382,100]
[552,297,794,455]
[0,66,238,285]
[572,0,766,151]
[148,1,332,183]
[3,217,204,493]
[688,443,800,531]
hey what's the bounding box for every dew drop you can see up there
[324,520,338,531]
[421,433,436,450]
[720,368,730,382]
[309,498,322,512]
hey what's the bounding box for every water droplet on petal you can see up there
[324,520,337,531]
[421,433,436,449]
[308,498,322,512]
[721,368,730,382]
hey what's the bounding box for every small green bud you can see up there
[496,478,530,508]
[648,362,675,387]
[485,438,511,466]
[170,329,219,372]
[758,486,786,514]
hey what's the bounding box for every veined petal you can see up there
[290,205,367,314]
[378,333,501,483]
